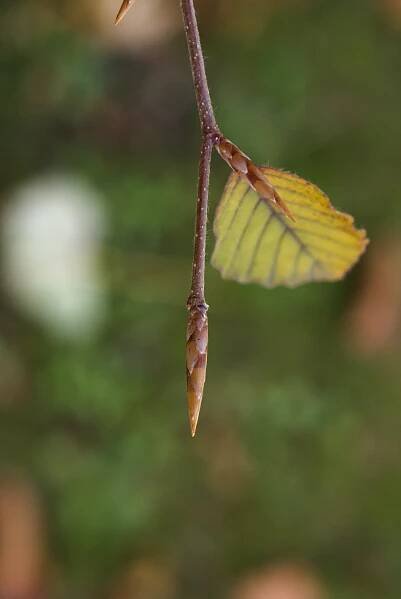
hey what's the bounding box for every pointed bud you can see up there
[231,152,249,174]
[115,0,134,25]
[273,189,296,222]
[216,137,294,221]
[216,139,234,163]
[249,164,276,202]
[186,304,208,437]
[216,137,251,169]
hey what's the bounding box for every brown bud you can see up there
[273,188,296,221]
[216,138,251,171]
[250,166,295,221]
[115,0,135,25]
[231,152,249,174]
[216,139,234,163]
[216,136,294,220]
[249,163,276,201]
[186,305,208,437]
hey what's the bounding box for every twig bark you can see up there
[180,0,218,136]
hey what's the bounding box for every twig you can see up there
[180,0,218,136]
[114,0,292,436]
[180,0,221,437]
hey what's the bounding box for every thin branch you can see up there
[115,0,285,436]
[185,135,212,437]
[188,136,213,307]
[180,0,220,436]
[180,0,219,136]
[181,0,219,304]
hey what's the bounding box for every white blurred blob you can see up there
[1,175,106,340]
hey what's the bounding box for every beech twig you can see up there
[114,0,292,436]
[180,0,220,436]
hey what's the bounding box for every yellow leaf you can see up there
[211,168,368,288]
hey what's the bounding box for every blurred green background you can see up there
[1,0,401,598]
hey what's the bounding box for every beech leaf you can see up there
[212,168,368,288]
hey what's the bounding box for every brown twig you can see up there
[180,0,220,436]
[114,0,292,436]
[185,134,213,437]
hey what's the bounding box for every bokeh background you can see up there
[1,0,401,597]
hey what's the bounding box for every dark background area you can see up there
[0,1,401,597]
